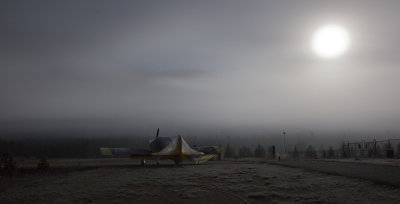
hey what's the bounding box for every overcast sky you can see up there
[1,0,400,136]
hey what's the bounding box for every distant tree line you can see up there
[224,143,400,160]
[0,137,144,159]
[291,145,338,159]
[2,136,400,160]
[224,144,267,159]
[1,153,16,176]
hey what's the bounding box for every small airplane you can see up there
[100,128,218,165]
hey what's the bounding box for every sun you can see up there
[311,25,350,58]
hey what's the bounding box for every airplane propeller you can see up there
[156,128,160,138]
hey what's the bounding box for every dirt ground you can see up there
[1,160,400,203]
[270,159,400,187]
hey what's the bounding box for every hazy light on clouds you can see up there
[1,0,400,135]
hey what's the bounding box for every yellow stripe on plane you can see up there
[100,147,113,156]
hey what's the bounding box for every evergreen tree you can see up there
[327,146,335,158]
[268,145,276,159]
[224,144,235,158]
[0,153,16,176]
[340,142,348,158]
[305,145,318,159]
[292,146,299,159]
[238,146,252,158]
[321,149,327,158]
[254,144,266,158]
[375,145,383,158]
[397,144,400,158]
[385,142,394,158]
[37,157,50,171]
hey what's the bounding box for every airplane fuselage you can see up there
[149,137,172,152]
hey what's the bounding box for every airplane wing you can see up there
[100,147,152,157]
[198,154,217,164]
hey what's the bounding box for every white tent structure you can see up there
[101,135,217,165]
[153,135,215,164]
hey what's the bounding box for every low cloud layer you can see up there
[1,1,400,136]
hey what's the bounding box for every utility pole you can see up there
[282,131,286,160]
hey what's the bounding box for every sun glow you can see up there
[312,25,350,58]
